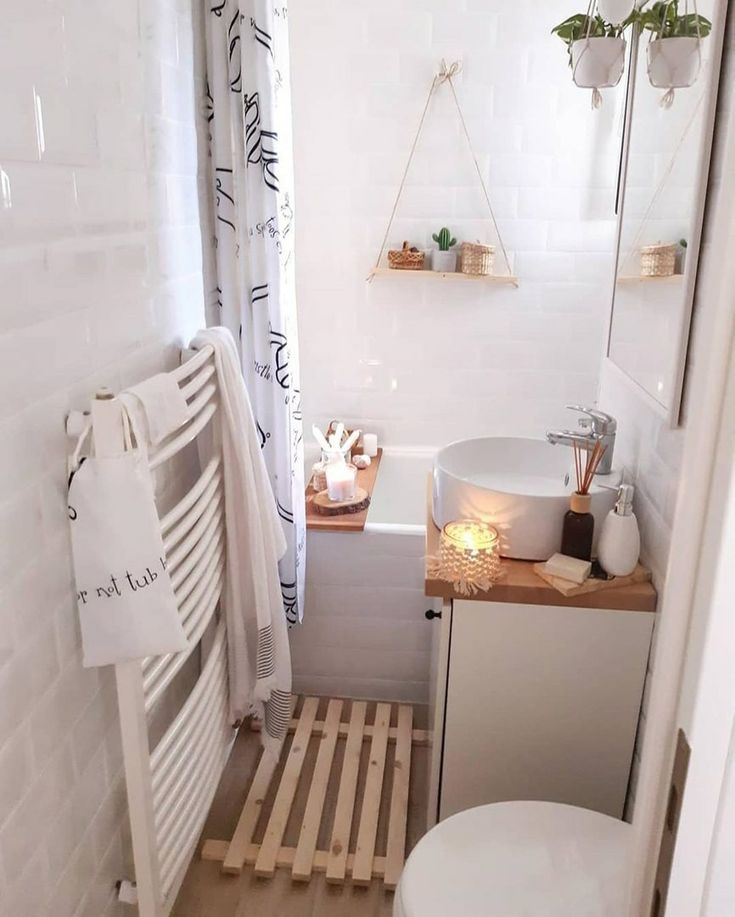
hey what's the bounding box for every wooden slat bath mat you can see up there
[201,696,425,889]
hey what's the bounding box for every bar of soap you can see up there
[543,553,591,585]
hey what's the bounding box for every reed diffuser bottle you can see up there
[560,440,607,561]
[561,492,594,560]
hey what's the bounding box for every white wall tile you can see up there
[0,726,33,828]
[290,0,622,450]
[0,0,207,913]
[0,83,41,162]
[0,744,76,880]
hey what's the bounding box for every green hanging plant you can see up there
[552,13,630,65]
[636,0,712,38]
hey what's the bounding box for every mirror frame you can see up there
[604,14,727,427]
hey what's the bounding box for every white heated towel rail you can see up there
[90,346,235,916]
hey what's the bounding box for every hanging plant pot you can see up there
[571,36,627,88]
[647,36,701,88]
[431,250,458,272]
[597,0,635,26]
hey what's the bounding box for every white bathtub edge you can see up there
[364,522,426,537]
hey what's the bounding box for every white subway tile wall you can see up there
[0,3,206,916]
[290,0,623,449]
[598,365,686,590]
[291,529,435,703]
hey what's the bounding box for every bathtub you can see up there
[291,449,439,704]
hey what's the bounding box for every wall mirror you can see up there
[606,0,726,424]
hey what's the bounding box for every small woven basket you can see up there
[388,241,425,271]
[460,242,495,276]
[640,243,676,277]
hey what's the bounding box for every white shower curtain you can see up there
[204,0,305,625]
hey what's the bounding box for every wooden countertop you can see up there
[425,497,657,613]
[306,449,383,533]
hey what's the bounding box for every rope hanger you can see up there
[369,59,515,282]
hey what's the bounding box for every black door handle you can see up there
[425,609,442,620]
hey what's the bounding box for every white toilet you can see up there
[394,801,630,917]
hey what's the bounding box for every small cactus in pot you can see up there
[432,227,457,251]
[430,227,458,272]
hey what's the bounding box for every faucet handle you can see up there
[566,405,617,434]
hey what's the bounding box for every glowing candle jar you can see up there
[440,520,500,584]
[326,461,358,502]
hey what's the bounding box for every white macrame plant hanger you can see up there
[646,0,703,109]
[368,60,517,286]
[572,0,627,109]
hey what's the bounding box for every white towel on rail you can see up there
[122,372,191,445]
[191,327,291,758]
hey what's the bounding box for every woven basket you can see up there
[460,242,495,276]
[640,243,676,277]
[388,241,425,271]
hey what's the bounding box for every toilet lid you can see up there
[396,802,630,917]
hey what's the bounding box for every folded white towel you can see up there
[122,372,191,445]
[191,327,291,758]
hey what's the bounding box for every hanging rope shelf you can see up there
[367,60,518,288]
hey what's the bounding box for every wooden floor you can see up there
[173,699,429,917]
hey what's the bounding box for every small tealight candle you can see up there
[326,462,358,502]
[362,433,378,457]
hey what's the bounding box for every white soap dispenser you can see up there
[597,484,641,577]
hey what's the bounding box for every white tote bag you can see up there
[68,409,188,667]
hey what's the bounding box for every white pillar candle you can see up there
[362,433,378,457]
[326,462,357,502]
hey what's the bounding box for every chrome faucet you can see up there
[546,405,617,475]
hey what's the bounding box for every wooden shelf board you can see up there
[616,274,683,283]
[424,488,657,613]
[305,448,383,533]
[368,268,519,287]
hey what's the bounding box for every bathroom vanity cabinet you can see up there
[429,597,654,823]
[425,520,657,825]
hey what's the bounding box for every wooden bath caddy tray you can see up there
[306,448,383,533]
[201,696,427,889]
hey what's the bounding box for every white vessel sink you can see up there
[432,437,619,561]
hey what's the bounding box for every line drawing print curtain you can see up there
[204,0,305,625]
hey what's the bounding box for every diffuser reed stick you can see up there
[563,439,607,561]
[573,439,607,495]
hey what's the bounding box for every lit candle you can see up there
[440,520,500,583]
[326,462,357,502]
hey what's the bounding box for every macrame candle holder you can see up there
[428,520,502,596]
